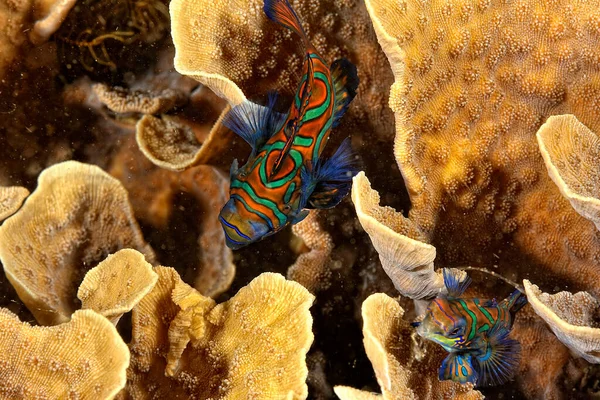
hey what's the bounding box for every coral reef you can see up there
[126,268,315,398]
[1,0,599,397]
[363,0,600,297]
[334,293,483,399]
[537,114,600,230]
[0,186,29,222]
[287,210,334,293]
[524,280,600,364]
[0,161,155,325]
[0,308,129,399]
[77,249,158,325]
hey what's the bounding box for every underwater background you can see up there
[0,0,600,398]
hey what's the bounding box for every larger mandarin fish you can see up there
[412,269,527,387]
[218,0,359,249]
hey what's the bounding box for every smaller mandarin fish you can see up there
[412,269,527,387]
[218,0,359,249]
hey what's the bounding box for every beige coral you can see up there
[334,293,483,399]
[126,268,315,399]
[0,308,129,400]
[93,83,187,115]
[536,114,600,230]
[351,172,445,299]
[363,0,600,295]
[0,186,29,222]
[170,0,395,140]
[524,280,600,364]
[30,0,78,44]
[0,161,155,325]
[109,135,235,297]
[135,109,236,171]
[287,210,334,293]
[77,249,158,325]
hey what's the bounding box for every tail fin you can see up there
[504,289,527,314]
[263,0,307,42]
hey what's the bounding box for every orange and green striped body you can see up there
[414,269,526,387]
[219,0,358,249]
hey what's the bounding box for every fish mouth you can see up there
[417,329,456,352]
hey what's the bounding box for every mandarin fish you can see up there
[218,0,359,250]
[412,269,527,387]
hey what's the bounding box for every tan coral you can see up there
[0,308,129,400]
[30,0,78,44]
[524,280,600,364]
[135,108,236,171]
[536,114,600,230]
[178,165,235,297]
[126,270,315,399]
[93,83,187,115]
[110,135,235,297]
[351,172,445,299]
[0,186,29,222]
[170,0,395,141]
[335,293,483,399]
[0,161,155,326]
[287,210,334,293]
[77,249,158,325]
[364,0,600,296]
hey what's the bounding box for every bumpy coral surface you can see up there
[0,161,155,325]
[126,268,315,399]
[0,308,129,399]
[364,0,600,296]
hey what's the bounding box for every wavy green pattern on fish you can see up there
[218,0,359,250]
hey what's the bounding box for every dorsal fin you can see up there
[330,58,359,128]
[263,0,308,44]
[222,92,286,155]
[443,268,471,297]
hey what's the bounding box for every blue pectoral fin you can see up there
[439,353,478,385]
[473,323,520,386]
[330,58,359,128]
[443,268,472,298]
[222,91,286,152]
[299,138,358,209]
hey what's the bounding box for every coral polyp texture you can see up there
[536,114,600,230]
[0,161,155,325]
[170,0,395,140]
[0,308,129,399]
[363,0,600,295]
[126,268,315,399]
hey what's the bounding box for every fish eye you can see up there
[283,204,291,211]
[450,327,463,337]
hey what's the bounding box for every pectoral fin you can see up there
[439,352,478,385]
[473,323,520,386]
[222,91,285,154]
[299,138,358,209]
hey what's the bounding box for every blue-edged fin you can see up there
[443,268,472,298]
[502,289,528,315]
[330,58,359,128]
[473,322,520,387]
[439,352,478,385]
[299,138,358,209]
[263,0,307,42]
[222,92,285,156]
